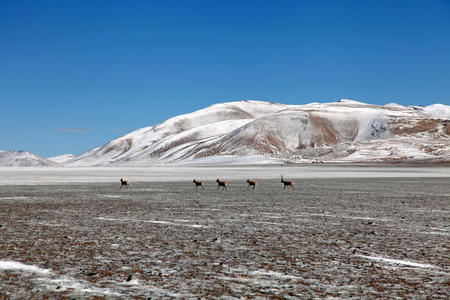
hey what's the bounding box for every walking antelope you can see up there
[120,178,130,189]
[246,179,257,190]
[280,175,294,190]
[216,179,228,190]
[192,179,204,190]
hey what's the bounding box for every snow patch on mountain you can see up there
[418,104,450,119]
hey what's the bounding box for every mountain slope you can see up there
[66,100,450,166]
[0,151,59,167]
[47,154,77,164]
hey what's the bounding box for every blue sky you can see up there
[1,0,449,157]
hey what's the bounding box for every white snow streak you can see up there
[96,217,207,228]
[0,196,29,200]
[355,255,438,269]
[249,270,303,280]
[0,260,50,274]
[0,260,120,296]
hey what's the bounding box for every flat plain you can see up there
[0,167,449,299]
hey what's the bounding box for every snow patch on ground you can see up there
[297,213,391,222]
[249,270,303,280]
[0,260,51,275]
[0,260,120,296]
[0,196,29,200]
[96,216,208,228]
[100,194,122,198]
[355,255,438,269]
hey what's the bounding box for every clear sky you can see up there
[1,0,449,157]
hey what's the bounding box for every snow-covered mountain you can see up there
[65,99,450,166]
[0,151,58,167]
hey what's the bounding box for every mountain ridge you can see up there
[2,99,448,167]
[64,99,450,166]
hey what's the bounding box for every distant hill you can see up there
[47,154,77,164]
[63,99,449,166]
[0,151,58,167]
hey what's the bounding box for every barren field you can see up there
[1,175,449,298]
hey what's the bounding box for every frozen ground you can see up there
[0,165,449,185]
[0,167,449,299]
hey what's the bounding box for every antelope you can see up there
[120,178,130,189]
[216,179,227,191]
[246,179,257,190]
[281,175,294,190]
[192,179,204,190]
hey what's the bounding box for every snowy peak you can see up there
[152,100,288,135]
[415,104,450,119]
[0,151,58,167]
[68,101,288,166]
[335,98,368,105]
[66,100,450,166]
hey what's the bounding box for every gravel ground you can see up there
[0,177,449,299]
